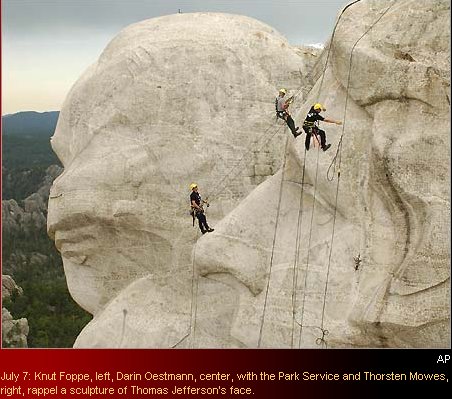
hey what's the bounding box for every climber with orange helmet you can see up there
[190,183,214,234]
[302,103,342,151]
[275,88,302,138]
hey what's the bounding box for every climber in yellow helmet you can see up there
[275,88,302,138]
[302,103,342,151]
[189,183,214,234]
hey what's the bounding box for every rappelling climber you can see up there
[190,183,214,234]
[302,103,342,151]
[275,88,302,138]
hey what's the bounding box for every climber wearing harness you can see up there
[190,183,214,234]
[275,88,302,138]
[302,103,342,151]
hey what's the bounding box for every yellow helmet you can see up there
[190,183,198,190]
[313,103,325,111]
[279,88,287,94]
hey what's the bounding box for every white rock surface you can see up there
[48,2,450,348]
[47,13,315,347]
[2,308,29,348]
[196,0,450,348]
[2,275,23,300]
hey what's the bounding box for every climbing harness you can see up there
[308,126,322,149]
[275,94,295,122]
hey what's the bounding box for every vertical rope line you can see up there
[327,0,396,181]
[290,0,349,348]
[189,232,200,348]
[186,0,395,350]
[297,145,321,348]
[257,135,290,348]
[208,122,284,201]
[288,1,349,347]
[290,148,308,348]
[118,309,127,348]
[310,0,362,104]
[320,0,397,334]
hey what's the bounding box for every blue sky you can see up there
[2,0,350,114]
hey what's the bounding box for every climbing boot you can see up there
[322,144,331,152]
[207,228,215,232]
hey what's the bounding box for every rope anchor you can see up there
[315,328,329,348]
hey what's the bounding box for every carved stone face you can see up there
[46,13,310,346]
[47,134,176,314]
[47,4,449,348]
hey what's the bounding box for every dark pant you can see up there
[196,211,210,233]
[303,126,326,150]
[277,112,298,136]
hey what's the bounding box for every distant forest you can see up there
[2,134,61,200]
[2,111,61,199]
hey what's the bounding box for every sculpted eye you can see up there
[61,251,88,265]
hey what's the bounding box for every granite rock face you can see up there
[47,13,316,347]
[2,275,23,300]
[2,165,63,236]
[2,309,29,348]
[2,275,29,348]
[48,3,450,348]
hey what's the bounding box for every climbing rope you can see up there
[118,309,128,348]
[290,147,308,348]
[207,120,286,202]
[186,0,396,349]
[207,79,311,203]
[319,0,397,342]
[187,83,310,348]
[296,143,322,347]
[289,0,344,347]
[257,135,290,348]
[162,227,203,350]
[206,59,319,202]
[290,0,397,348]
[257,0,341,347]
[327,0,396,182]
[203,45,332,348]
[188,230,201,348]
